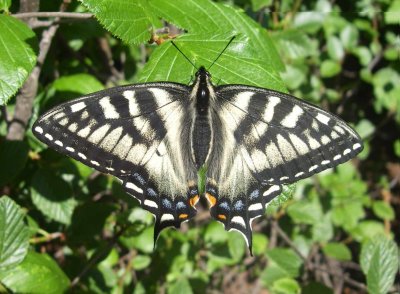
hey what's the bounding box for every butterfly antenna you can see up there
[171,41,198,70]
[208,36,236,71]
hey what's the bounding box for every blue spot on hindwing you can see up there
[208,187,216,195]
[162,198,172,209]
[250,190,260,200]
[133,173,146,185]
[234,200,244,211]
[146,188,157,197]
[176,202,186,209]
[219,201,230,210]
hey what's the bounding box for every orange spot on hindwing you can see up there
[205,193,217,207]
[189,195,199,207]
[217,214,226,220]
[179,214,188,219]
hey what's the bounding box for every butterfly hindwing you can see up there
[33,83,199,240]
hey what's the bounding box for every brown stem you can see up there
[71,225,128,287]
[6,1,67,140]
[14,12,93,19]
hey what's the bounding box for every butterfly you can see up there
[32,42,363,254]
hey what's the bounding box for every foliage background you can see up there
[0,0,399,293]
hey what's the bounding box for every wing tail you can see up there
[206,180,282,254]
[121,172,199,245]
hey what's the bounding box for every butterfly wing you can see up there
[33,83,199,241]
[206,85,363,250]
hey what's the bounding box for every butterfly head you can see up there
[194,66,213,86]
[195,66,211,78]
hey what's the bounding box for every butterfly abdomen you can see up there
[192,115,212,168]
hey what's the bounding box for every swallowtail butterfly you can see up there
[33,43,363,253]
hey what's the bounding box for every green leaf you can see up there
[204,221,228,245]
[384,0,400,24]
[266,248,303,278]
[52,73,104,94]
[252,233,268,256]
[372,201,395,221]
[267,184,295,214]
[272,29,316,60]
[320,60,341,77]
[131,227,154,254]
[132,255,151,271]
[287,198,322,225]
[360,237,399,294]
[228,230,245,260]
[0,196,29,270]
[394,139,400,158]
[272,277,301,294]
[331,201,365,230]
[355,119,375,139]
[0,251,70,293]
[0,14,38,105]
[68,202,115,245]
[31,169,77,225]
[144,0,285,88]
[0,0,11,12]
[372,68,400,122]
[81,0,161,44]
[0,140,29,186]
[167,278,193,294]
[302,282,333,294]
[354,46,372,66]
[251,0,272,11]
[280,64,307,90]
[312,213,333,242]
[151,0,283,73]
[293,12,325,32]
[340,24,359,49]
[139,33,285,92]
[322,243,351,261]
[327,36,344,61]
[350,221,386,243]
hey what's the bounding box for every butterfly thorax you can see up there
[191,67,214,169]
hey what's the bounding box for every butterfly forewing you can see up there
[33,83,199,240]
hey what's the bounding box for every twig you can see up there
[381,189,392,235]
[70,225,128,287]
[30,232,64,244]
[268,218,278,248]
[14,12,93,19]
[98,37,124,84]
[1,105,9,126]
[6,2,67,140]
[273,221,368,292]
[273,220,307,259]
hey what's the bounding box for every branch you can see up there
[70,226,128,287]
[13,12,93,19]
[6,2,68,140]
[273,221,368,292]
[6,23,60,140]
